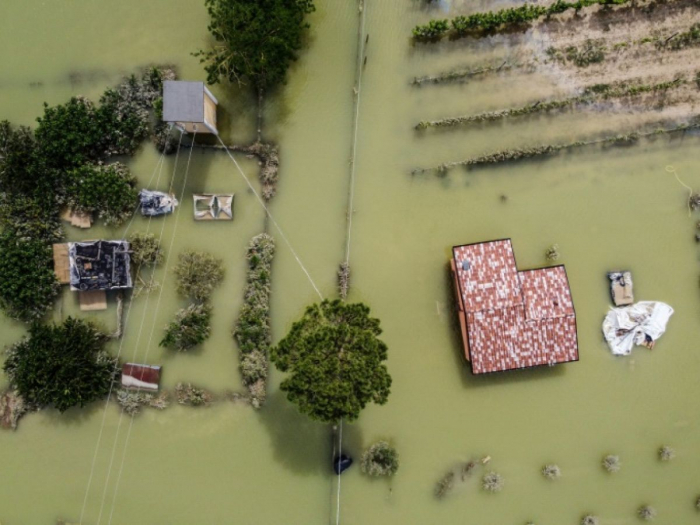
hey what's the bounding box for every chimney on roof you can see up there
[461,259,471,271]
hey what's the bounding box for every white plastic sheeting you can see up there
[602,301,674,356]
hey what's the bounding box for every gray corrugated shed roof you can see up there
[163,81,205,123]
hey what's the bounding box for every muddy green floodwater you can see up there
[1,0,700,523]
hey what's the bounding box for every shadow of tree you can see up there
[258,388,364,477]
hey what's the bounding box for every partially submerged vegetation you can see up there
[542,464,562,480]
[638,505,657,520]
[173,250,225,303]
[175,382,214,406]
[658,445,675,461]
[3,318,116,412]
[482,471,504,493]
[233,233,275,408]
[117,389,169,416]
[412,0,634,43]
[415,77,686,130]
[603,454,622,473]
[360,441,399,477]
[160,303,213,351]
[411,119,700,174]
[161,250,224,351]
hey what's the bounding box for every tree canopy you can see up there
[271,300,391,423]
[0,232,60,322]
[3,318,117,412]
[196,0,315,92]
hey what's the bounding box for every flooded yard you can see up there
[1,0,699,523]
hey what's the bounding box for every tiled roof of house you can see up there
[452,239,578,374]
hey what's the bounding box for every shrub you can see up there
[482,471,504,492]
[234,234,275,407]
[64,162,138,226]
[240,351,268,385]
[173,250,224,303]
[637,505,656,521]
[602,454,621,473]
[129,232,164,267]
[360,441,399,477]
[542,464,561,480]
[175,382,212,406]
[695,495,700,510]
[545,244,560,261]
[160,303,212,351]
[581,515,600,525]
[0,231,60,322]
[3,318,116,412]
[658,445,675,461]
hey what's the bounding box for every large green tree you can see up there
[0,231,60,322]
[196,0,315,94]
[3,318,117,412]
[271,300,391,423]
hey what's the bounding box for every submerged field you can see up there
[1,0,700,523]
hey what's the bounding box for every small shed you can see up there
[121,363,162,391]
[163,81,218,135]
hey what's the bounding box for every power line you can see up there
[79,127,180,525]
[105,129,198,523]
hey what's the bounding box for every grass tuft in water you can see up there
[581,515,600,525]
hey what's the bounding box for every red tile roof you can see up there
[452,239,578,374]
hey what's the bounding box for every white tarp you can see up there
[602,301,674,356]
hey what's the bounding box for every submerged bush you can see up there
[174,250,225,303]
[482,471,504,493]
[435,471,455,498]
[545,244,560,262]
[175,382,212,406]
[542,464,561,480]
[129,232,164,267]
[360,441,399,477]
[160,303,212,351]
[117,390,169,415]
[64,162,138,226]
[602,454,621,473]
[0,232,60,322]
[658,445,675,461]
[3,318,116,412]
[581,515,600,525]
[638,505,656,521]
[695,495,700,510]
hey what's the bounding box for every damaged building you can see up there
[68,240,133,292]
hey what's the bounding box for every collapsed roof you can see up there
[68,240,132,292]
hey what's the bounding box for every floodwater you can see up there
[1,0,699,523]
